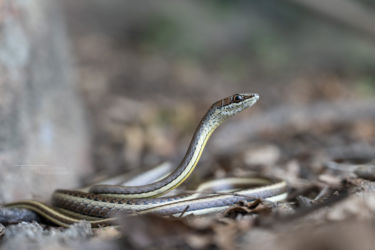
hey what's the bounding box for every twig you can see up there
[178,205,190,218]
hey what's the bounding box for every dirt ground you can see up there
[2,1,375,249]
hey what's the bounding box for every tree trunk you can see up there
[0,0,91,201]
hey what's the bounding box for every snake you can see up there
[3,93,287,227]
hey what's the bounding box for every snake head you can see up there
[207,93,259,125]
[215,92,258,114]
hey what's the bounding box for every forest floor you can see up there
[2,1,375,249]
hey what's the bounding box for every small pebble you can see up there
[0,223,5,238]
[0,208,39,225]
[354,164,375,181]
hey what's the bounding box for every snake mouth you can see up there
[239,93,259,108]
[240,93,259,101]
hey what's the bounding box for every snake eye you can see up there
[233,94,243,103]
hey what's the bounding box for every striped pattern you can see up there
[4,93,288,227]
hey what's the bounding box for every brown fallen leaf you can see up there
[119,214,213,249]
[224,199,272,219]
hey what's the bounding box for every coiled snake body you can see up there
[4,93,287,227]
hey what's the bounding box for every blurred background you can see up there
[63,0,375,176]
[1,0,375,249]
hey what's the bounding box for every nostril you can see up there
[252,93,259,99]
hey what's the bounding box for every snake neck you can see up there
[90,107,222,198]
[159,109,221,193]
